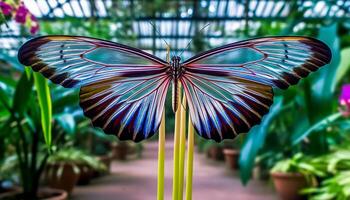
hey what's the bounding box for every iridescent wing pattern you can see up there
[18,36,170,142]
[181,36,331,142]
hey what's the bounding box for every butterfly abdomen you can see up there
[171,56,182,113]
[172,79,179,112]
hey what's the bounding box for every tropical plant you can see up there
[0,69,83,198]
[47,147,107,174]
[302,171,350,200]
[271,153,326,181]
[301,147,350,200]
[239,21,350,184]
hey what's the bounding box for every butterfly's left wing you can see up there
[18,36,171,142]
[181,36,331,142]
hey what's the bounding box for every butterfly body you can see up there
[18,35,331,142]
[170,56,183,112]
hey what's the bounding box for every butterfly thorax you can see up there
[170,56,183,113]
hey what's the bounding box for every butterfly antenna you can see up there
[148,21,171,49]
[178,23,211,58]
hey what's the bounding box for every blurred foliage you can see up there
[47,147,107,174]
[271,154,325,189]
[0,68,98,197]
[301,146,350,200]
[303,171,350,200]
[237,19,350,184]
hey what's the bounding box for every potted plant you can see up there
[253,151,284,180]
[111,141,130,160]
[72,126,114,176]
[301,148,350,199]
[302,171,350,200]
[0,73,70,199]
[270,153,325,200]
[93,141,113,175]
[207,143,225,161]
[45,147,107,191]
[223,138,242,170]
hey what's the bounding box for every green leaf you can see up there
[239,97,283,185]
[309,24,340,122]
[33,72,52,149]
[291,112,342,145]
[0,84,11,113]
[52,89,79,113]
[12,73,33,114]
[335,47,350,86]
[55,114,76,135]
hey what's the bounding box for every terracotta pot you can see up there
[207,146,224,161]
[271,172,308,200]
[0,187,67,200]
[112,143,128,160]
[44,163,79,194]
[77,164,93,185]
[223,149,240,169]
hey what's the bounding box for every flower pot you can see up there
[207,146,224,161]
[111,143,129,160]
[44,163,79,194]
[0,187,67,200]
[271,172,308,200]
[77,164,93,185]
[223,149,240,170]
[38,188,68,200]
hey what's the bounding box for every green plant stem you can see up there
[14,137,28,193]
[157,111,166,200]
[14,116,30,193]
[30,130,39,197]
[185,115,194,200]
[178,96,187,199]
[15,117,29,168]
[172,86,182,200]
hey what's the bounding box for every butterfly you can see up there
[18,36,331,142]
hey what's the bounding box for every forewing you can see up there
[18,35,171,142]
[181,36,331,141]
[183,36,331,89]
[18,35,168,88]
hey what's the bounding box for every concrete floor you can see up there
[72,141,278,200]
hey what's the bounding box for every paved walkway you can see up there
[72,141,278,200]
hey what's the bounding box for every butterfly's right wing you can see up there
[18,36,171,142]
[180,37,331,142]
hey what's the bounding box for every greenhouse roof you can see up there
[1,0,350,60]
[26,0,350,21]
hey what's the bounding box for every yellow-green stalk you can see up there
[185,116,195,200]
[158,45,170,200]
[178,95,187,199]
[157,111,166,200]
[172,85,182,200]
